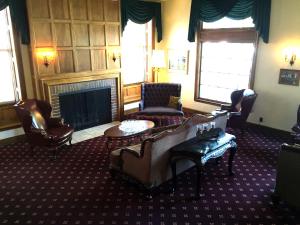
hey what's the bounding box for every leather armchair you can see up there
[138,83,184,116]
[14,99,74,159]
[221,89,257,133]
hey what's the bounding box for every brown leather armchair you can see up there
[14,99,74,159]
[221,89,257,133]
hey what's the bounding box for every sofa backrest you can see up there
[144,114,217,186]
[141,83,181,108]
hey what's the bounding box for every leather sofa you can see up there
[109,112,227,191]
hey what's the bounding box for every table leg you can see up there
[171,161,177,193]
[195,164,202,198]
[228,146,237,176]
[106,137,112,151]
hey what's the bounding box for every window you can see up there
[121,20,152,85]
[0,7,21,104]
[195,17,257,104]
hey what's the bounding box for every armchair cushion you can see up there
[168,96,181,109]
[138,106,184,116]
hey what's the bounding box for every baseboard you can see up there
[246,122,291,136]
[0,134,26,146]
[183,107,208,115]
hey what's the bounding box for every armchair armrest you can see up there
[281,143,300,154]
[47,117,64,127]
[177,101,183,111]
[220,104,231,111]
[120,145,142,158]
[228,111,241,117]
[139,101,144,111]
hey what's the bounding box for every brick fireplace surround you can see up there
[40,73,121,122]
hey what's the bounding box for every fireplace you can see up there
[59,87,112,131]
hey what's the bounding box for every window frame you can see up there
[0,6,26,107]
[194,22,259,105]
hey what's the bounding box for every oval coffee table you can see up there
[104,120,155,150]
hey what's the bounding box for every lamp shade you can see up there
[151,50,165,68]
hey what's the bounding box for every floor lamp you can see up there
[151,50,166,83]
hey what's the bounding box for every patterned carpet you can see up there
[0,126,299,225]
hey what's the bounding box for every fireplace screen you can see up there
[59,87,112,131]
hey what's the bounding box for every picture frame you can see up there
[278,69,300,86]
[168,49,189,74]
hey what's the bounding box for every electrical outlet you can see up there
[259,117,263,122]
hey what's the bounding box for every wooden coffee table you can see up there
[104,120,155,150]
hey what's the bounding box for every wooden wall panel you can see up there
[77,50,91,71]
[73,24,90,46]
[58,51,75,73]
[70,0,88,20]
[30,0,50,18]
[34,22,52,47]
[106,25,120,46]
[90,0,104,21]
[55,23,72,47]
[91,25,105,46]
[93,50,106,70]
[51,0,70,19]
[28,0,121,99]
[104,0,119,22]
[124,84,141,103]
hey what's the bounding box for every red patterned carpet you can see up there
[0,126,299,225]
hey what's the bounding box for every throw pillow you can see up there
[168,96,181,109]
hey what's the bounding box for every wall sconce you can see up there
[110,50,121,62]
[151,50,166,82]
[36,48,56,67]
[283,48,297,66]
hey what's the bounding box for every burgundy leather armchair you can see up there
[221,89,257,133]
[138,83,184,116]
[14,99,74,159]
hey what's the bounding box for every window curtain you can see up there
[121,0,162,42]
[188,0,271,43]
[0,0,30,44]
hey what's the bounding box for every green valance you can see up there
[121,0,162,42]
[0,0,30,44]
[188,0,271,43]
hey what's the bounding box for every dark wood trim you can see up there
[199,28,257,43]
[0,134,25,146]
[246,122,291,137]
[183,107,209,116]
[193,97,226,106]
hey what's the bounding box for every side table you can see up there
[170,132,237,198]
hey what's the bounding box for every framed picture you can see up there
[278,69,300,86]
[168,49,189,74]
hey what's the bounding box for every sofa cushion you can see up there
[138,107,184,116]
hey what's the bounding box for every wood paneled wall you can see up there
[27,0,121,97]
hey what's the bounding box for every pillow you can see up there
[31,109,47,130]
[168,96,181,109]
